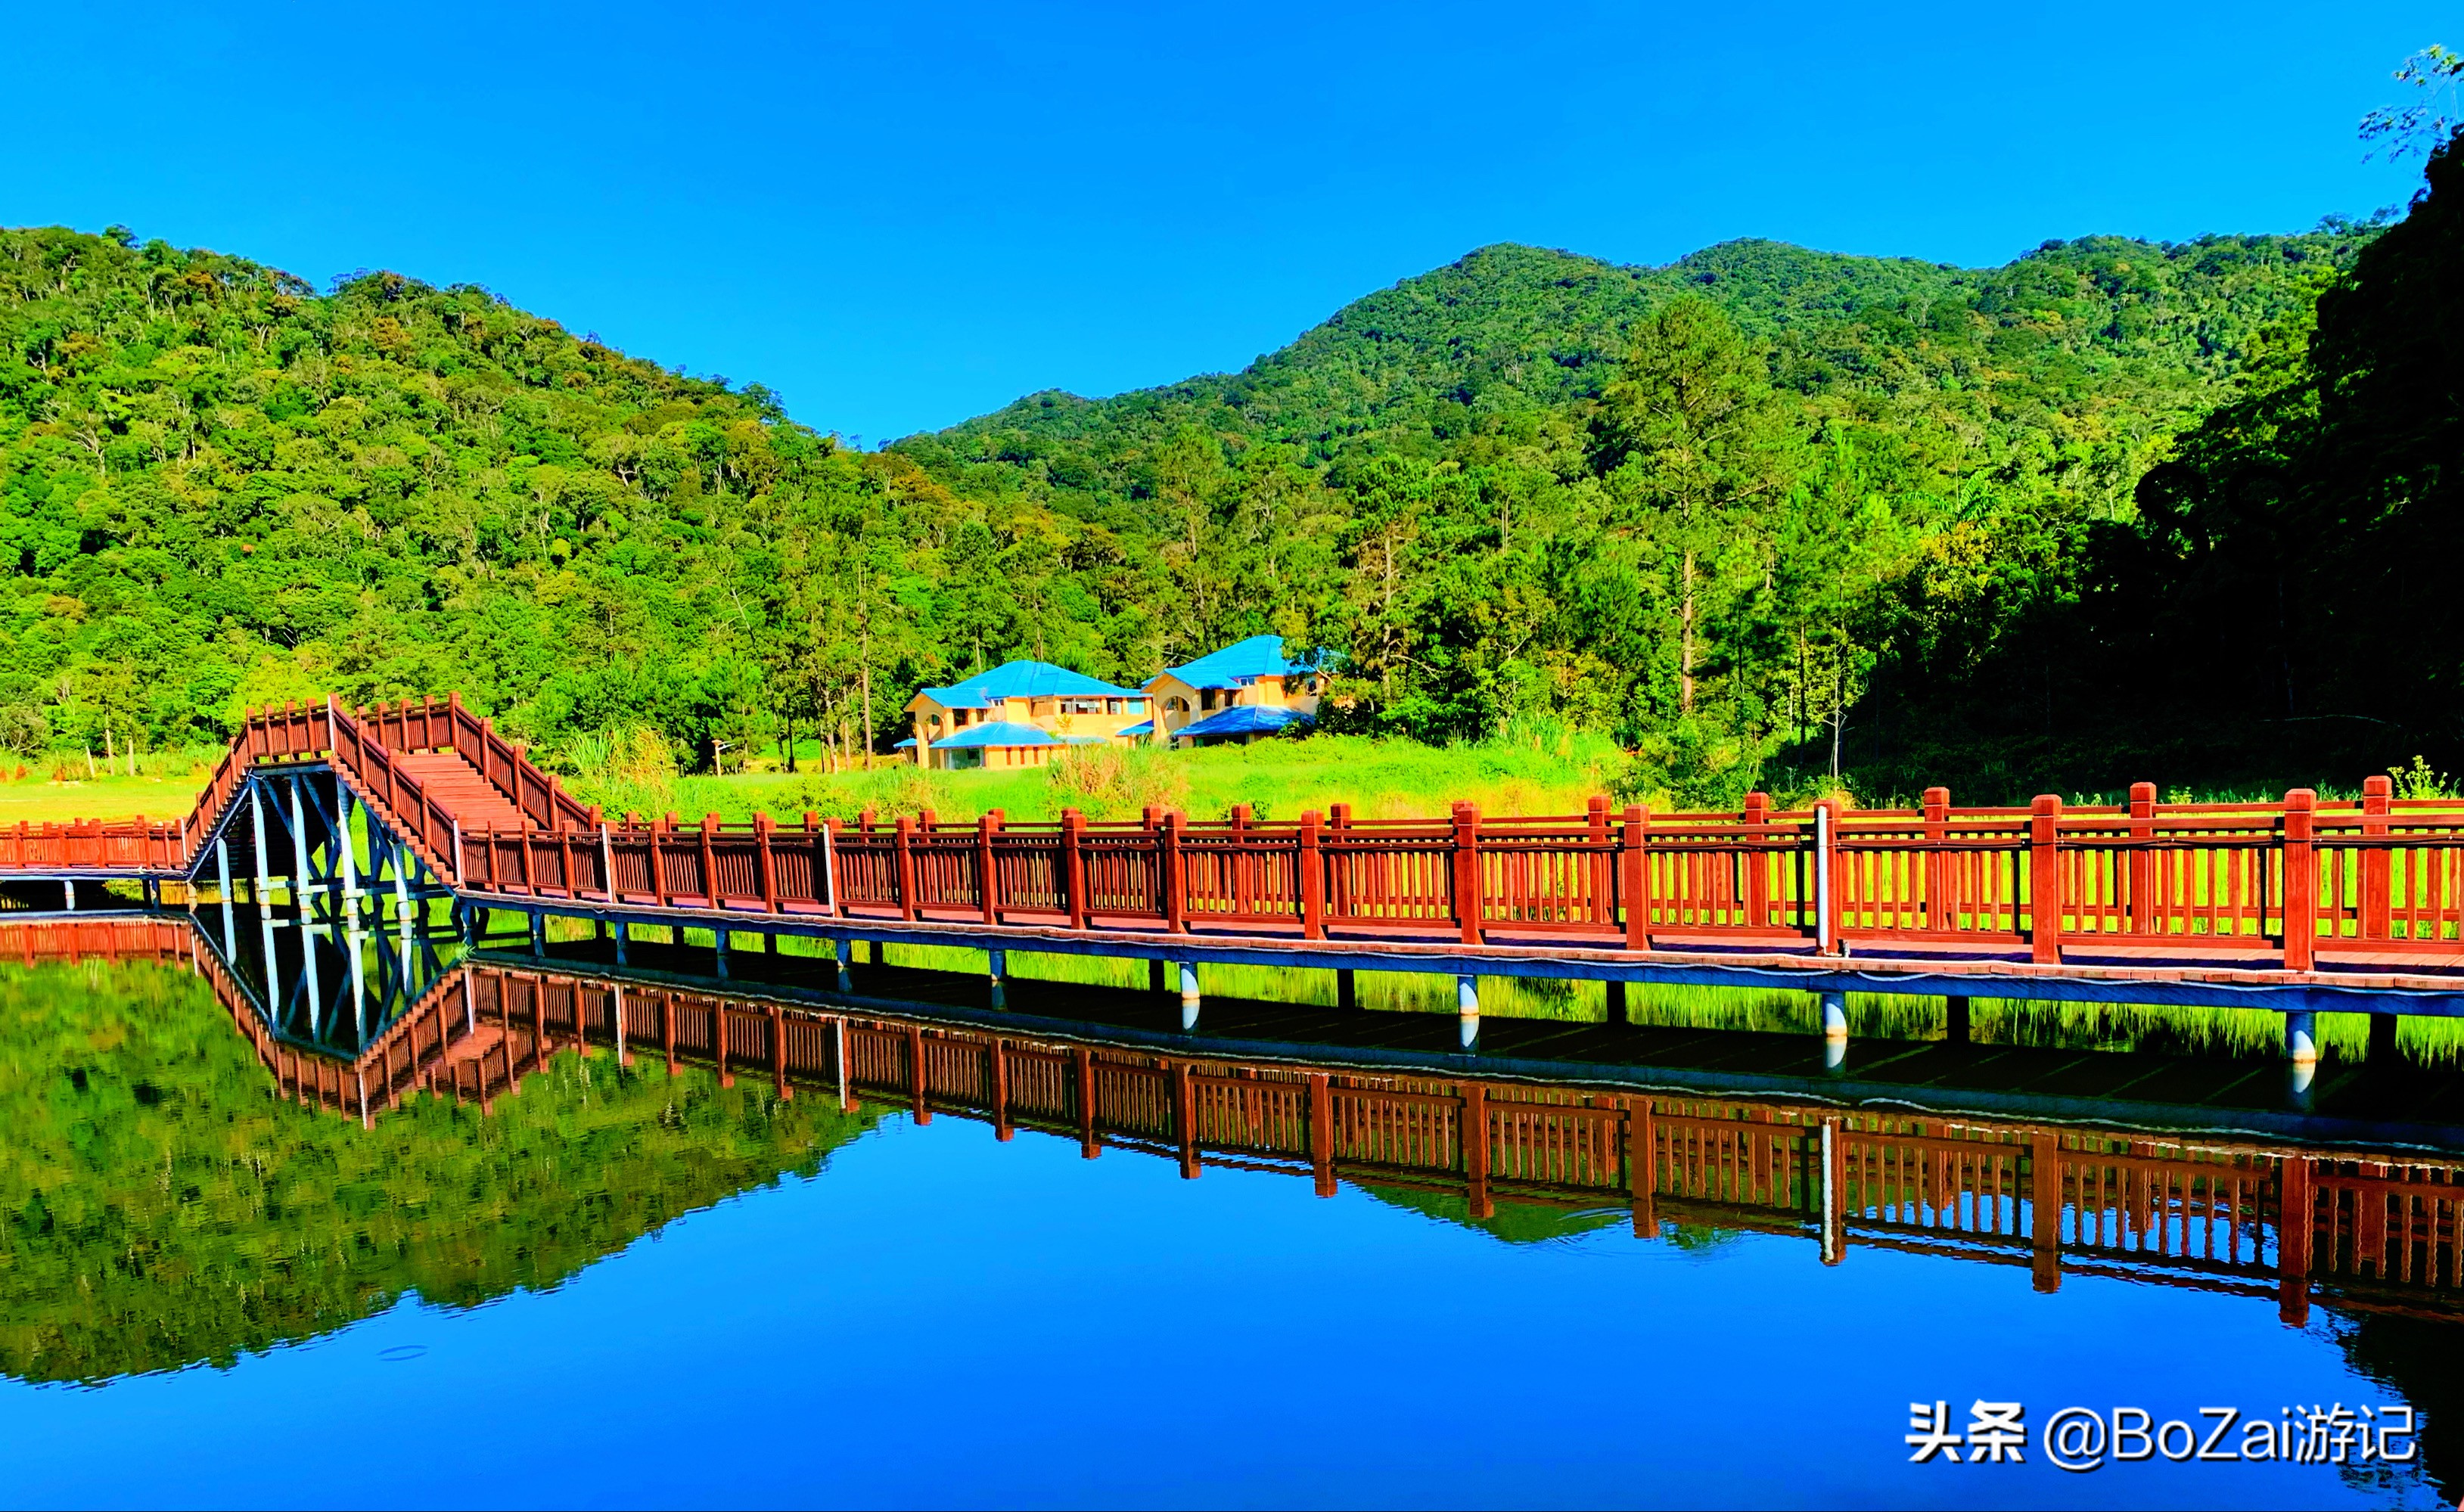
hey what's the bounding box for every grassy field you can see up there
[0,764,217,825]
[573,723,1636,827]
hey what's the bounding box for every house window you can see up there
[1105,698,1122,714]
[1201,688,1219,711]
[953,709,969,728]
[1166,697,1189,714]
[928,713,943,731]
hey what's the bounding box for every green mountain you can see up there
[0,206,2411,798]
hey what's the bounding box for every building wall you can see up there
[1144,670,1325,745]
[905,691,1151,765]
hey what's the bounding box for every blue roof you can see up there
[1117,719,1154,737]
[928,720,1064,749]
[1173,705,1315,741]
[1151,635,1331,692]
[918,660,1139,709]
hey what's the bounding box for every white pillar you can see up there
[1820,990,1849,1042]
[1457,975,1480,1050]
[988,948,1007,1009]
[2285,1008,2319,1066]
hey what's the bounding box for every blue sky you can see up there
[4,2,2449,442]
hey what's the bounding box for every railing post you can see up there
[1922,787,1950,933]
[2029,1130,2063,1293]
[753,812,779,912]
[893,815,918,922]
[699,813,721,909]
[2028,795,2063,965]
[2282,788,2317,971]
[2277,1154,2313,1327]
[1742,791,1773,927]
[2362,773,2393,942]
[1298,809,1325,940]
[1061,808,1088,930]
[1814,798,1841,955]
[1462,1081,1492,1219]
[1452,801,1484,946]
[1586,795,1612,929]
[1162,810,1188,932]
[977,810,1001,925]
[1620,804,1650,949]
[2127,781,2157,936]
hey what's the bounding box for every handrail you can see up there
[20,697,2464,975]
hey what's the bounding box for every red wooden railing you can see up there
[22,691,2464,976]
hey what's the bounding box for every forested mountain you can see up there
[0,198,2415,799]
[896,227,2375,796]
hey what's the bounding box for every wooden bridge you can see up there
[23,695,2464,1060]
[96,914,2456,1333]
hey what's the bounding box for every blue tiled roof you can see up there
[1173,705,1315,740]
[1150,634,1332,691]
[1117,719,1154,737]
[927,720,1064,749]
[918,660,1140,709]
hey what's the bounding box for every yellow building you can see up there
[1139,635,1331,748]
[899,660,1151,769]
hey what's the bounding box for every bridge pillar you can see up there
[1178,961,1201,1032]
[1605,979,1627,1026]
[1944,995,1972,1045]
[2284,1007,2319,1066]
[713,930,730,979]
[61,878,73,912]
[1457,975,1479,1051]
[834,937,854,992]
[613,919,629,966]
[2369,1011,2401,1065]
[529,911,545,958]
[987,948,1007,1010]
[1336,967,1357,1011]
[215,834,237,955]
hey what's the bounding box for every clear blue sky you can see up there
[4,2,2448,442]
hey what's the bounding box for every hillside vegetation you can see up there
[0,177,2431,806]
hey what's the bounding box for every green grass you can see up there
[577,723,1630,828]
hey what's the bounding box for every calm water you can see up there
[1,924,2459,1509]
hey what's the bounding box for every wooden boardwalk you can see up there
[17,696,2464,1036]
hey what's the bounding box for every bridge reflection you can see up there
[16,914,2464,1331]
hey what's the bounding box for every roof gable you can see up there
[1150,634,1332,691]
[918,659,1140,707]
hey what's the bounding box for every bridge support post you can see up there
[2369,1011,2401,1065]
[287,778,314,926]
[834,937,854,992]
[61,878,73,912]
[1944,995,1972,1045]
[1457,975,1479,1051]
[529,911,545,958]
[613,919,629,966]
[215,834,237,955]
[713,929,729,979]
[249,780,275,910]
[2284,1007,2319,1066]
[1605,979,1626,1027]
[1336,967,1357,1011]
[1178,961,1200,1032]
[987,948,1006,1011]
[1820,990,1848,1070]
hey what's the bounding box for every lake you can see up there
[0,916,2456,1510]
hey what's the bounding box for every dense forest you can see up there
[0,118,2453,801]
